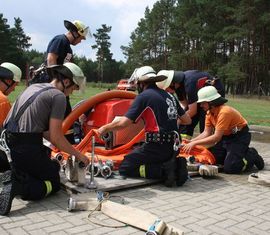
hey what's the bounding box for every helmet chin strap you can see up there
[60,77,74,94]
[2,80,14,94]
[137,82,144,94]
[56,74,68,93]
[60,79,66,93]
[70,31,80,42]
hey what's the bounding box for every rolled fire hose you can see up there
[67,192,184,235]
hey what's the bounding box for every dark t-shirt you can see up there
[125,85,185,133]
[46,34,73,65]
[177,70,225,104]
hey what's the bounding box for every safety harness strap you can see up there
[5,86,55,132]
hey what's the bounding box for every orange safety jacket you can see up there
[0,91,11,126]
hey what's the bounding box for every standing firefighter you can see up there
[0,63,21,172]
[0,62,89,216]
[98,66,191,187]
[29,20,90,143]
[30,19,91,84]
[182,86,264,174]
[157,70,225,139]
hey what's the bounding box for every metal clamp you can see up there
[0,129,12,165]
[173,131,181,152]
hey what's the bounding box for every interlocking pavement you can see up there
[0,139,270,235]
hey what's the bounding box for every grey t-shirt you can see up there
[4,83,66,133]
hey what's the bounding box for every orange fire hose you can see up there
[62,90,136,134]
[53,90,215,166]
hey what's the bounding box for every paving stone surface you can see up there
[0,138,270,234]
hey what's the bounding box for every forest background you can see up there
[1,0,270,96]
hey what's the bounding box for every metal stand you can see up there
[86,136,97,189]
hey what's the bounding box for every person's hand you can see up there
[97,126,106,139]
[79,114,87,125]
[181,141,196,154]
[78,154,89,167]
[182,138,191,143]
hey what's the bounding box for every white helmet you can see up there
[156,70,174,89]
[1,62,22,82]
[47,63,86,89]
[197,86,221,103]
[128,66,166,84]
[63,62,86,89]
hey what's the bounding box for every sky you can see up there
[1,0,158,62]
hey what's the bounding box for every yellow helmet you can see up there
[64,20,91,39]
[0,62,22,82]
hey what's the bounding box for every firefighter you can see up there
[157,70,225,139]
[0,62,89,216]
[0,63,21,172]
[0,63,21,126]
[97,66,191,187]
[29,20,90,143]
[46,20,91,67]
[182,86,264,174]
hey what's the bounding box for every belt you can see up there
[5,132,43,146]
[224,125,249,140]
[145,132,177,144]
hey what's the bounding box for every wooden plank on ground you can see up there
[60,171,161,194]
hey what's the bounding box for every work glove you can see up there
[199,165,218,177]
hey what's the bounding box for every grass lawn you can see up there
[227,96,270,127]
[9,83,270,127]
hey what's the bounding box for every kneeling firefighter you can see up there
[97,66,191,187]
[182,86,264,174]
[0,62,22,172]
[0,62,89,216]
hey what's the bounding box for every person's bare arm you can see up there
[186,102,197,118]
[179,99,188,110]
[178,112,192,125]
[49,118,89,166]
[190,126,213,142]
[98,116,133,136]
[47,53,58,66]
[182,128,223,153]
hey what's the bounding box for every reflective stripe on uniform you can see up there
[139,165,146,178]
[180,134,192,140]
[242,158,248,171]
[44,180,52,196]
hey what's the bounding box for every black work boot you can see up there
[0,171,23,216]
[162,157,176,187]
[0,172,15,216]
[0,170,12,185]
[175,157,188,186]
[249,147,264,170]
